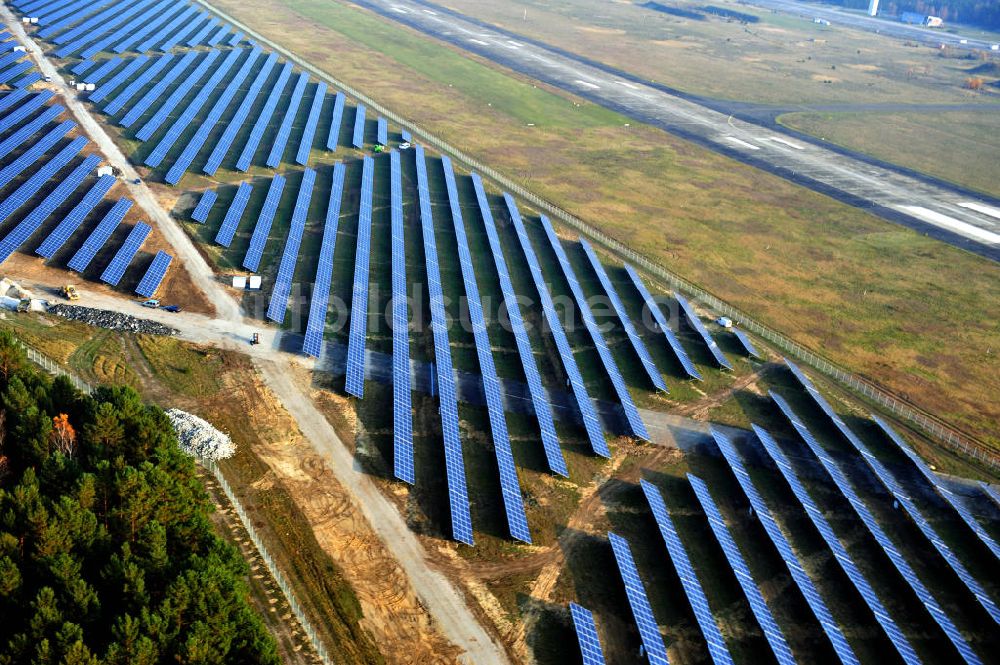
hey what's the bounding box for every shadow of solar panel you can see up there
[675,293,732,370]
[119,49,199,128]
[67,197,132,272]
[36,173,116,258]
[214,181,253,248]
[326,91,345,151]
[302,162,346,358]
[135,49,220,141]
[623,265,701,380]
[100,221,150,285]
[135,250,171,297]
[607,532,669,665]
[191,189,217,224]
[295,82,326,166]
[266,168,315,323]
[235,61,292,172]
[242,174,285,272]
[351,104,365,149]
[732,329,761,359]
[345,155,374,398]
[569,603,606,665]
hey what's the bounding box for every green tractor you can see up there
[373,144,385,154]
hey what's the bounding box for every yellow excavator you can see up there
[61,284,79,301]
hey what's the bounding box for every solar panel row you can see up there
[14,71,41,89]
[473,174,566,477]
[0,50,23,71]
[415,146,473,545]
[345,155,374,398]
[36,0,95,29]
[266,168,315,323]
[44,0,126,43]
[235,61,292,172]
[135,250,171,297]
[442,156,530,544]
[569,603,606,665]
[79,0,175,58]
[134,49,218,139]
[711,427,860,665]
[0,88,30,116]
[158,11,210,52]
[640,480,733,665]
[580,239,667,392]
[607,532,670,665]
[228,31,244,47]
[980,482,1000,510]
[0,135,86,225]
[752,425,920,665]
[539,215,649,441]
[0,90,52,133]
[89,55,150,104]
[99,221,150,285]
[242,175,285,272]
[36,174,116,258]
[67,197,133,272]
[326,91,345,151]
[503,194,608,458]
[302,162,345,357]
[675,293,732,370]
[119,49,198,128]
[732,329,761,359]
[390,150,414,484]
[214,181,253,248]
[103,53,173,116]
[191,189,217,224]
[622,265,701,380]
[58,0,163,57]
[119,3,191,53]
[295,81,326,165]
[0,61,32,86]
[186,17,218,48]
[0,118,74,181]
[376,116,387,146]
[400,129,411,143]
[70,59,95,75]
[50,0,141,45]
[767,396,978,665]
[351,104,365,148]
[206,24,229,47]
[202,52,279,175]
[265,72,309,168]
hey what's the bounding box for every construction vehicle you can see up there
[61,284,79,301]
[250,332,260,346]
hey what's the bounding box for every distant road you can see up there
[353,0,1000,261]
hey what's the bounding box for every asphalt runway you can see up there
[354,0,1000,262]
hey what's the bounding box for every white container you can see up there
[76,83,86,91]
[248,276,262,290]
[232,275,247,289]
[96,165,114,177]
[30,17,38,24]
[85,83,96,91]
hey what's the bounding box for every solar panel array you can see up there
[78,0,176,58]
[607,532,669,665]
[191,189,217,224]
[13,70,41,89]
[401,129,411,143]
[0,135,86,227]
[37,174,116,258]
[769,393,981,665]
[473,174,566,477]
[119,49,198,128]
[0,154,98,264]
[89,55,150,104]
[65,197,132,273]
[0,91,52,133]
[266,168,315,323]
[228,31,244,47]
[134,49,219,139]
[415,146,473,545]
[135,5,198,53]
[71,59,95,76]
[159,11,209,51]
[112,3,184,52]
[214,181,253,248]
[302,162,345,357]
[710,427,860,665]
[675,293,732,370]
[732,329,761,359]
[203,52,279,175]
[376,116,388,146]
[784,362,1000,624]
[58,0,162,57]
[0,119,74,182]
[82,57,124,85]
[243,175,285,272]
[442,156,530,544]
[503,194,608,458]
[640,480,732,665]
[539,215,649,441]
[186,17,218,48]
[135,250,172,297]
[206,24,229,47]
[569,603,606,665]
[100,222,151,285]
[351,104,365,148]
[0,50,23,71]
[49,0,139,45]
[0,61,32,87]
[873,414,1000,562]
[580,239,667,392]
[296,82,326,166]
[236,61,292,172]
[752,425,921,665]
[326,91,345,151]
[686,473,796,665]
[388,151,414,484]
[103,52,173,116]
[622,265,701,380]
[345,155,374,398]
[265,72,309,168]
[0,88,31,116]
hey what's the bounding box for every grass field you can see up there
[779,109,1000,198]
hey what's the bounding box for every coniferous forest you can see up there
[0,331,279,664]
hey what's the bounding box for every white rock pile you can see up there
[166,408,236,460]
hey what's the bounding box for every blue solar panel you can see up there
[473,174,566,477]
[580,239,667,392]
[214,181,253,248]
[607,532,669,665]
[206,24,229,47]
[752,425,921,665]
[622,265,701,380]
[36,174,116,258]
[0,90,53,134]
[144,47,243,168]
[13,71,41,89]
[326,91,344,151]
[99,221,150,285]
[980,482,1000,510]
[50,0,140,45]
[376,116,387,146]
[710,427,860,665]
[0,151,96,265]
[0,42,14,56]
[0,51,23,71]
[235,61,292,172]
[504,194,608,458]
[345,155,374,398]
[66,197,132,272]
[388,151,414,484]
[351,104,365,149]
[56,0,161,57]
[227,31,244,46]
[164,47,263,184]
[302,162,345,358]
[88,55,149,103]
[191,189,217,224]
[0,119,74,181]
[70,58,96,76]
[37,0,113,38]
[415,146,473,545]
[783,362,1000,625]
[119,49,198,128]
[0,61,32,87]
[185,17,218,47]
[0,104,63,158]
[675,293,732,370]
[103,53,173,116]
[0,89,31,116]
[873,415,1000,563]
[265,71,308,168]
[133,49,218,139]
[135,250,171,297]
[266,168,315,323]
[730,329,759,359]
[202,52,278,176]
[76,0,175,59]
[0,135,86,225]
[115,2,188,52]
[768,394,980,665]
[686,474,796,665]
[640,479,732,664]
[400,129,411,143]
[242,175,284,272]
[158,11,209,51]
[295,82,326,165]
[540,215,649,441]
[442,156,531,543]
[569,603,606,665]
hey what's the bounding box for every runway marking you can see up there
[616,80,638,90]
[724,136,760,150]
[507,40,523,47]
[390,5,408,13]
[574,80,600,90]
[895,205,1000,244]
[423,8,437,14]
[469,38,488,46]
[503,41,521,49]
[958,201,1000,221]
[767,136,805,150]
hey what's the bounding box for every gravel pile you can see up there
[166,408,236,460]
[47,304,177,335]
